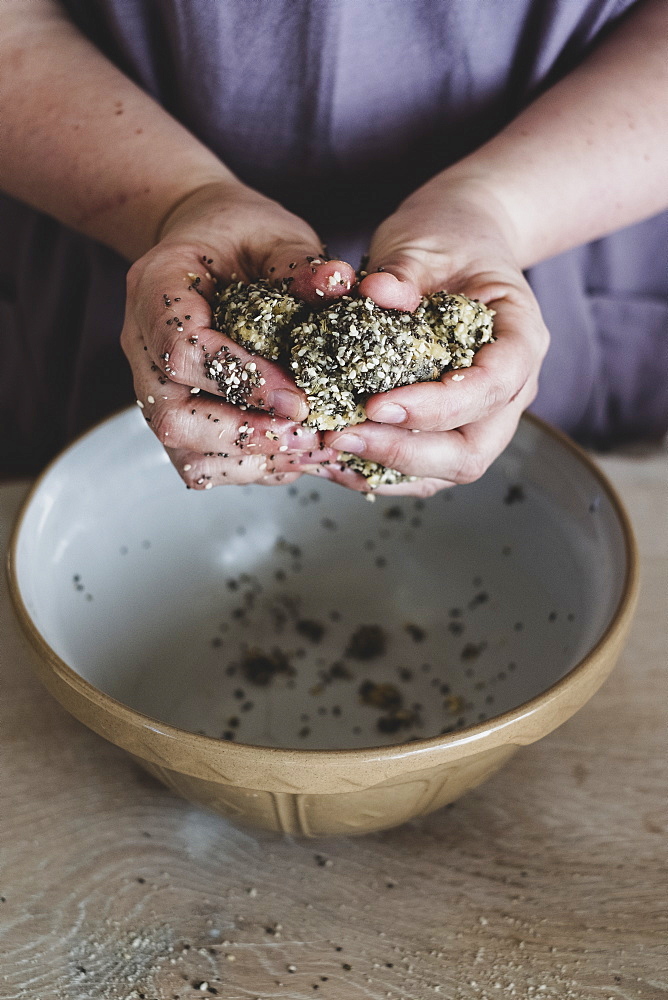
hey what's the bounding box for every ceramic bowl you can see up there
[8,408,638,837]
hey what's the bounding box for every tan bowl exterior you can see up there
[7,417,639,837]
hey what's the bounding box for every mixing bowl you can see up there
[7,409,638,836]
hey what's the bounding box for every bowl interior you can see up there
[14,410,628,750]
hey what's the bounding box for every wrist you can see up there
[155,176,252,246]
[431,160,550,270]
[393,171,525,272]
[154,181,326,279]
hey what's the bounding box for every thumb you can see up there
[357,267,422,311]
[266,245,357,307]
[357,237,435,312]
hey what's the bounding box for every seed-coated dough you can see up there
[213,282,494,487]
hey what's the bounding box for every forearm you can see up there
[0,0,238,260]
[420,0,668,269]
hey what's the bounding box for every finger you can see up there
[357,229,438,310]
[259,472,304,487]
[364,291,548,432]
[165,447,306,489]
[148,311,310,423]
[159,321,309,421]
[167,447,334,490]
[138,384,328,457]
[372,478,453,497]
[357,269,422,311]
[325,397,527,484]
[319,460,453,498]
[125,249,312,421]
[264,251,357,305]
[128,333,335,457]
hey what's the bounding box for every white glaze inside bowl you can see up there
[15,409,628,749]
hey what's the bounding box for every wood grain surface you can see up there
[1,447,666,1000]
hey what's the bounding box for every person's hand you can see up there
[120,181,354,488]
[320,179,550,496]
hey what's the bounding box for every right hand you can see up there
[322,180,550,497]
[120,181,356,488]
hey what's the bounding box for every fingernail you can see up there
[370,403,406,424]
[269,389,308,421]
[330,433,365,454]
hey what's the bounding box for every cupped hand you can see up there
[322,181,550,496]
[120,181,354,488]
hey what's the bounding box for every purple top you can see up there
[1,0,666,474]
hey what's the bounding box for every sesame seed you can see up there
[147,395,155,404]
[183,464,192,471]
[135,400,144,409]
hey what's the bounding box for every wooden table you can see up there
[1,449,666,1000]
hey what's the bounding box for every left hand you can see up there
[320,179,551,496]
[120,180,354,490]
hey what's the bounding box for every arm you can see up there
[324,0,668,495]
[363,0,668,303]
[437,0,668,269]
[0,0,352,487]
[0,0,231,261]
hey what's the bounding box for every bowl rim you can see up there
[6,407,639,788]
